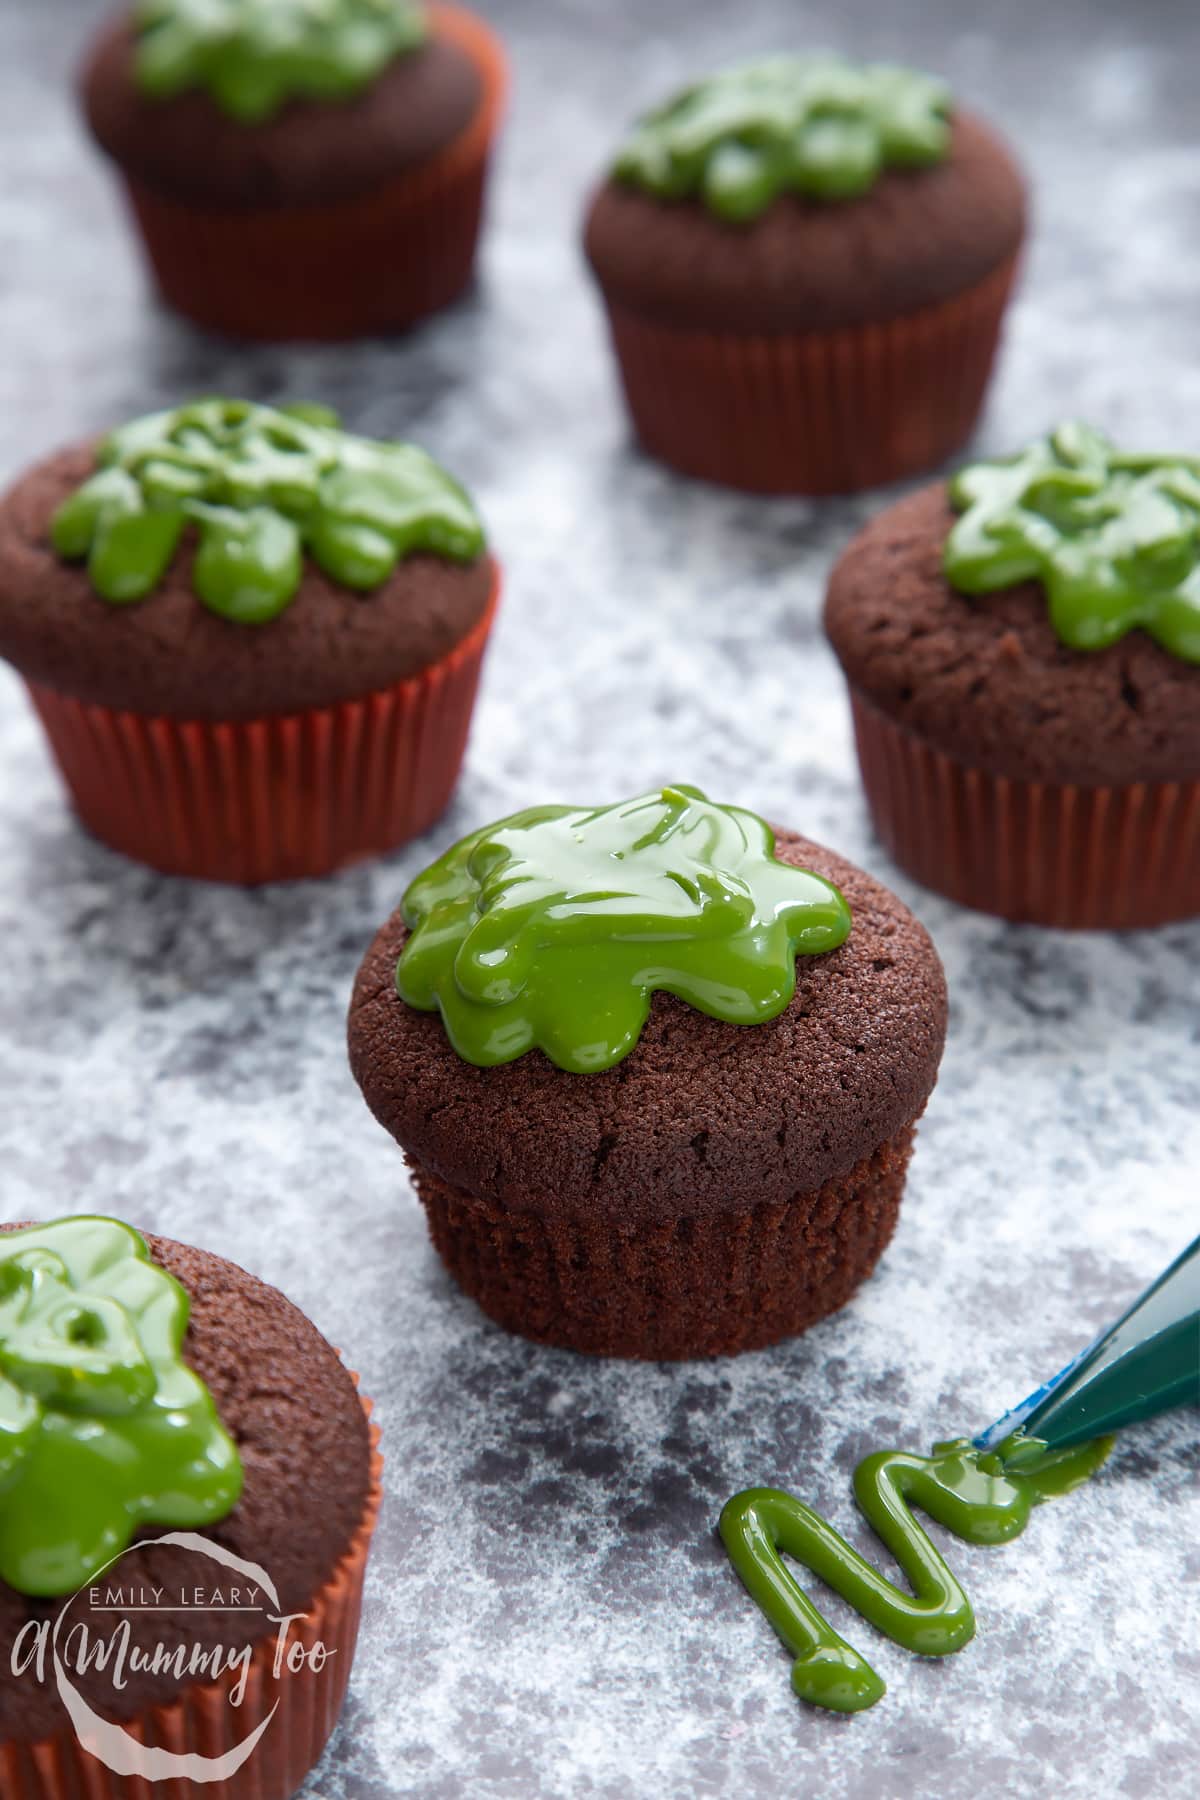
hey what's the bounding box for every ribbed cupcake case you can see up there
[599,255,1019,495]
[25,583,497,884]
[2,1399,383,1800]
[119,3,506,342]
[410,1125,916,1359]
[850,690,1200,929]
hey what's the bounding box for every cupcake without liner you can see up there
[349,785,947,1359]
[0,1216,382,1800]
[81,1,507,342]
[0,397,499,883]
[584,54,1026,495]
[824,422,1200,928]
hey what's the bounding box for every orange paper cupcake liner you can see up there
[120,3,507,341]
[850,689,1200,929]
[25,575,499,884]
[2,1388,383,1800]
[599,253,1020,495]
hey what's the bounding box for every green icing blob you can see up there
[945,422,1200,664]
[0,1218,243,1598]
[133,0,428,123]
[397,783,852,1073]
[720,1432,1113,1714]
[50,398,485,625]
[613,55,952,221]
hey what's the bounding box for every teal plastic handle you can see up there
[977,1232,1200,1454]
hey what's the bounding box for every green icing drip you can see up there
[133,0,428,123]
[0,1218,243,1598]
[397,784,852,1073]
[945,421,1200,664]
[50,398,485,625]
[720,1432,1113,1713]
[613,55,951,221]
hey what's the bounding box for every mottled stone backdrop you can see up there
[0,2,1196,1795]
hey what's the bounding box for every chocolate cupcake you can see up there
[825,422,1200,928]
[0,397,499,883]
[81,2,506,342]
[348,785,947,1358]
[584,55,1025,494]
[0,1215,381,1798]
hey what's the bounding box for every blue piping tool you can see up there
[975,1231,1200,1454]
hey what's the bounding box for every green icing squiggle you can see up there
[720,1433,1113,1713]
[0,1218,243,1599]
[613,56,952,221]
[945,422,1200,664]
[397,784,852,1073]
[134,0,428,124]
[51,398,485,625]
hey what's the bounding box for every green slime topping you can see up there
[50,398,485,625]
[0,1218,243,1598]
[133,0,428,123]
[613,55,951,221]
[397,784,852,1073]
[720,1432,1113,1714]
[945,422,1200,664]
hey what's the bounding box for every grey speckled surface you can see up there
[0,1,1198,1795]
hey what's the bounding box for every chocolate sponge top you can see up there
[81,14,482,210]
[824,482,1200,785]
[0,1230,372,1741]
[584,112,1025,334]
[0,443,495,719]
[348,831,948,1225]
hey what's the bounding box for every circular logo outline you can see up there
[49,1531,282,1784]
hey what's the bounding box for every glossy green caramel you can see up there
[614,55,951,220]
[51,398,484,624]
[945,421,1200,663]
[134,0,428,123]
[720,1432,1113,1713]
[0,1218,242,1598]
[397,784,852,1072]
